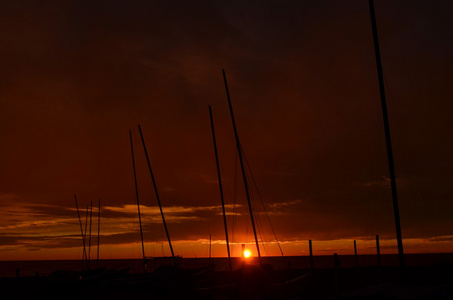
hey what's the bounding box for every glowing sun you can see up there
[243,250,251,258]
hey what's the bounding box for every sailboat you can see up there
[193,71,312,299]
[124,127,214,294]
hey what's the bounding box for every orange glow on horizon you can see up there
[1,238,453,261]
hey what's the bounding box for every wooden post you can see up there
[376,235,381,267]
[376,234,381,283]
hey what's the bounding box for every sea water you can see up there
[0,253,451,278]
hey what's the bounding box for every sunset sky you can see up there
[0,0,452,261]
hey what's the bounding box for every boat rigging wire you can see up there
[241,145,284,256]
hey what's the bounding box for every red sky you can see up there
[0,0,452,260]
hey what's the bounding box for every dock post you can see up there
[309,240,314,270]
[354,240,359,288]
[376,234,381,283]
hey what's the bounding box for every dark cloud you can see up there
[0,0,452,257]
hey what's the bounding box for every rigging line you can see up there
[250,188,271,256]
[245,178,269,257]
[240,145,284,256]
[223,69,261,261]
[251,202,269,255]
[246,166,271,257]
[74,194,88,264]
[246,182,269,255]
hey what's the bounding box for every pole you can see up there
[309,240,314,270]
[89,200,93,263]
[222,69,262,264]
[376,234,381,267]
[84,205,89,269]
[97,198,100,266]
[209,105,232,271]
[354,240,359,287]
[368,0,405,281]
[130,130,147,272]
[138,125,177,266]
[376,234,381,283]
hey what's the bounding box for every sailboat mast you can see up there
[97,198,100,265]
[138,125,177,266]
[222,69,262,262]
[89,200,93,263]
[84,205,89,269]
[368,0,405,278]
[130,130,147,271]
[74,194,87,264]
[209,105,232,271]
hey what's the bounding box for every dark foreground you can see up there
[1,262,453,299]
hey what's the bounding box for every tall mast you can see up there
[222,69,262,263]
[84,205,89,269]
[130,130,147,271]
[209,105,232,271]
[97,198,101,266]
[138,125,177,266]
[74,194,87,264]
[89,200,93,263]
[368,0,405,280]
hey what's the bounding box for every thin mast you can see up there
[138,124,177,266]
[97,198,101,265]
[74,194,87,264]
[84,205,89,269]
[89,200,93,263]
[130,129,147,271]
[209,105,232,271]
[368,0,405,280]
[222,69,262,263]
